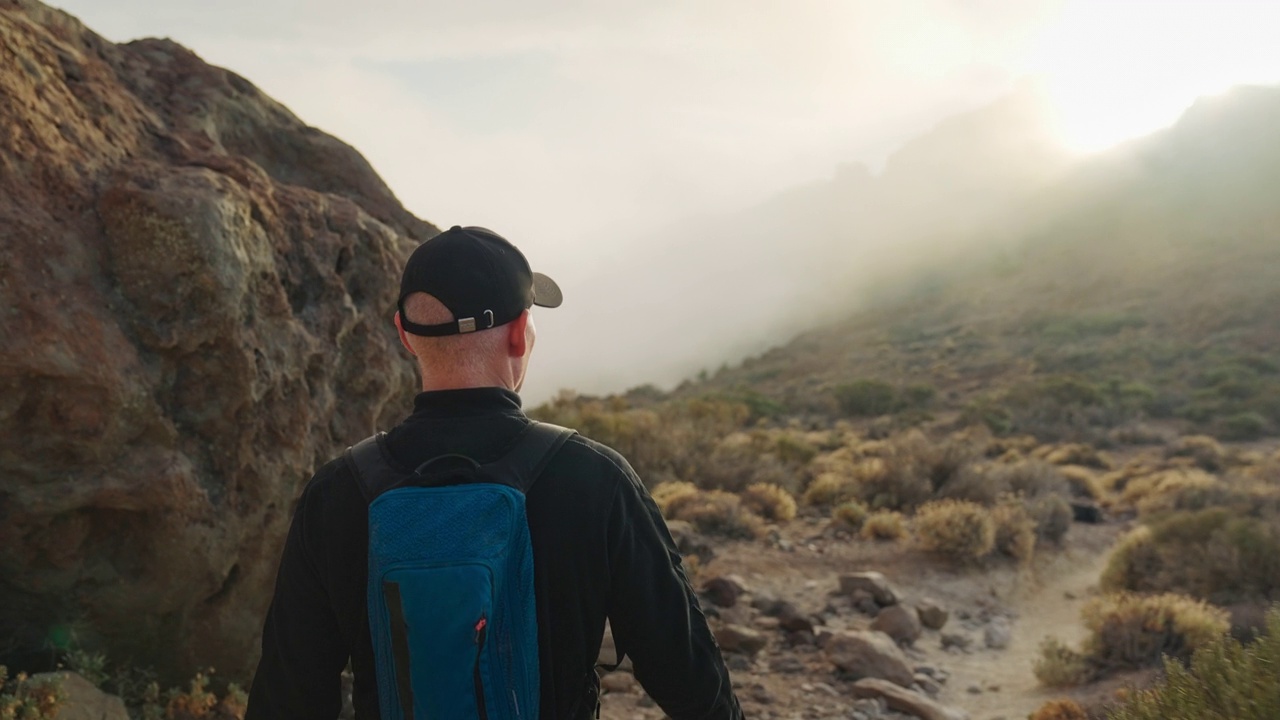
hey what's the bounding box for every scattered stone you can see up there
[984,618,1013,650]
[916,598,949,630]
[754,616,782,630]
[778,608,815,634]
[852,678,971,720]
[913,673,942,697]
[702,576,747,608]
[838,572,900,606]
[716,624,769,656]
[967,685,983,694]
[941,632,972,651]
[751,592,787,615]
[871,604,923,646]
[666,520,717,562]
[850,590,882,615]
[32,672,128,720]
[769,656,807,674]
[600,672,638,694]
[825,630,916,687]
[1071,500,1104,523]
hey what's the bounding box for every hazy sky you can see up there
[51,0,1280,400]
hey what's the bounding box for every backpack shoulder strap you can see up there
[483,421,577,494]
[344,432,411,504]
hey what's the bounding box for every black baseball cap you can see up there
[397,225,562,336]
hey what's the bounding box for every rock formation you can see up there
[0,0,437,682]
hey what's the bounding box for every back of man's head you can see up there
[394,226,561,392]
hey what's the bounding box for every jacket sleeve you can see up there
[605,469,743,720]
[245,479,349,720]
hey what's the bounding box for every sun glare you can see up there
[1029,0,1280,153]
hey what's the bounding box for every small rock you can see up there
[716,624,768,656]
[941,632,972,651]
[984,618,1013,650]
[871,604,922,646]
[916,598,949,630]
[838,572,900,606]
[702,575,747,608]
[825,630,915,687]
[850,590,881,616]
[1071,500,1104,524]
[913,674,942,697]
[852,678,971,720]
[779,608,815,634]
[769,656,807,673]
[967,685,983,694]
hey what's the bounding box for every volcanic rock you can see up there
[871,604,922,646]
[0,0,435,682]
[838,572,900,606]
[824,630,915,687]
[851,678,970,720]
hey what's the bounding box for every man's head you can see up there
[394,226,562,392]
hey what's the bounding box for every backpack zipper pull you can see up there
[474,614,488,644]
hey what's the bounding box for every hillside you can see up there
[665,84,1280,446]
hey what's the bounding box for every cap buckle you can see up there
[483,310,494,329]
[458,317,476,333]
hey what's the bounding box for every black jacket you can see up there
[246,387,741,719]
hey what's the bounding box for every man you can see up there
[246,226,741,719]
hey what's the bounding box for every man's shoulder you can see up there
[552,431,639,478]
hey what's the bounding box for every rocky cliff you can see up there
[0,0,436,681]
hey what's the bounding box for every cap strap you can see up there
[398,300,521,337]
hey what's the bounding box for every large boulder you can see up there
[0,0,435,682]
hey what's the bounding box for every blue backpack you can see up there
[345,422,575,720]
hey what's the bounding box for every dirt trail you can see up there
[932,542,1114,719]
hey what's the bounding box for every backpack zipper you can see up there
[474,614,489,720]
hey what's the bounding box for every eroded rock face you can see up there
[0,0,436,682]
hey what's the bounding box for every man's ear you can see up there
[506,311,530,358]
[394,312,417,356]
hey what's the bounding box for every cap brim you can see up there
[531,272,563,308]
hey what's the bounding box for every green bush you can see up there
[860,510,907,541]
[0,668,63,720]
[1217,411,1268,441]
[835,379,899,416]
[1109,606,1280,720]
[739,482,798,523]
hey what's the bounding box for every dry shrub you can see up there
[652,481,700,518]
[991,500,1037,564]
[695,432,795,493]
[740,482,798,523]
[1101,509,1280,604]
[1035,443,1113,470]
[935,463,1009,505]
[802,472,857,507]
[666,489,766,540]
[914,500,995,560]
[998,460,1071,499]
[860,510,906,541]
[1081,592,1229,670]
[0,668,63,720]
[1166,435,1229,472]
[859,432,980,511]
[1033,638,1093,687]
[1058,465,1104,500]
[1120,469,1217,516]
[831,500,869,529]
[1029,698,1089,720]
[1028,493,1073,545]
